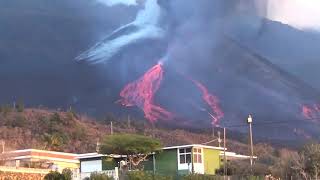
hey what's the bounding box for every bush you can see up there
[16,101,24,112]
[62,168,73,180]
[44,169,73,180]
[5,115,28,128]
[126,171,173,180]
[44,171,64,180]
[182,174,221,180]
[90,172,113,180]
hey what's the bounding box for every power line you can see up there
[223,117,320,128]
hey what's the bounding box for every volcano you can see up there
[1,0,320,141]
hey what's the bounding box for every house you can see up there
[0,149,80,172]
[77,144,255,177]
[150,144,224,175]
[0,149,80,179]
[77,153,121,179]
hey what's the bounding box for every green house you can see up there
[78,144,253,178]
[149,144,224,175]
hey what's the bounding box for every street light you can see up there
[247,115,254,173]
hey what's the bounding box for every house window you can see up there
[193,148,202,163]
[179,148,192,164]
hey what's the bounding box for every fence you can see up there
[74,168,119,180]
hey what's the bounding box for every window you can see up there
[193,148,202,163]
[179,148,192,164]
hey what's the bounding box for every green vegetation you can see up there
[99,134,162,167]
[0,104,12,117]
[44,169,72,180]
[89,172,113,180]
[126,171,173,180]
[1,107,320,180]
[16,100,24,112]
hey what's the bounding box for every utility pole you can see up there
[110,121,114,135]
[127,115,131,129]
[212,125,215,137]
[218,131,221,147]
[223,127,227,179]
[247,114,254,173]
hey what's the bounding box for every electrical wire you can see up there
[223,117,320,128]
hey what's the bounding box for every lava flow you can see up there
[302,104,320,119]
[118,63,174,122]
[191,79,224,125]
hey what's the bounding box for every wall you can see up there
[80,159,102,173]
[155,149,177,175]
[53,161,79,172]
[203,148,221,175]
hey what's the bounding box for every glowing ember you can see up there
[190,79,224,125]
[302,104,320,119]
[118,63,174,122]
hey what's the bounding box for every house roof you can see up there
[162,144,225,151]
[0,149,79,163]
[219,151,258,160]
[77,153,126,160]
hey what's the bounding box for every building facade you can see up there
[149,144,223,175]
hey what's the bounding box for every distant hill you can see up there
[0,107,254,154]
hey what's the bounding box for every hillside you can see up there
[0,107,255,155]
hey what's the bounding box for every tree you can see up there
[99,134,162,167]
[291,143,320,180]
[16,100,24,112]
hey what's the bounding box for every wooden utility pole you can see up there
[223,127,227,179]
[212,125,215,137]
[218,131,221,147]
[110,121,114,135]
[247,115,254,173]
[127,115,131,129]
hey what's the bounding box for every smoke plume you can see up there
[76,0,165,64]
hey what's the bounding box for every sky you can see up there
[96,0,137,6]
[266,0,320,31]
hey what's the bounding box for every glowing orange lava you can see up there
[302,104,320,119]
[118,63,174,122]
[190,79,224,125]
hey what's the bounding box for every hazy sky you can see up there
[96,0,137,6]
[266,0,320,31]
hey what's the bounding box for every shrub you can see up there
[126,171,173,180]
[44,171,64,180]
[90,172,113,180]
[16,101,24,112]
[182,174,221,180]
[62,168,73,180]
[5,115,27,128]
[44,169,73,180]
